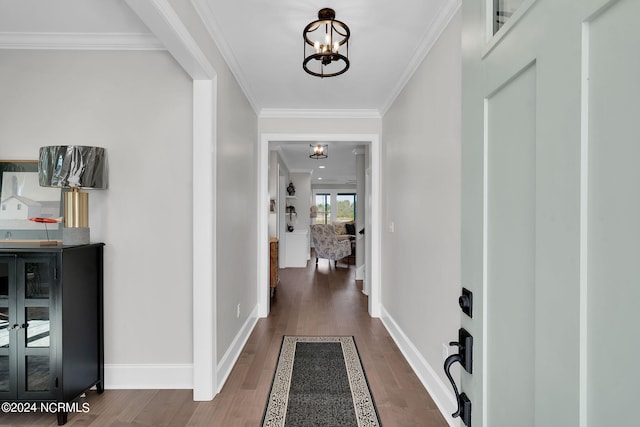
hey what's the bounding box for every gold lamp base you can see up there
[64,188,89,228]
[63,188,90,245]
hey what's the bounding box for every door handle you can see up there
[444,353,464,417]
[7,323,28,331]
[443,328,472,425]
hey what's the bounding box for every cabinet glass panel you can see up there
[0,260,8,299]
[0,307,8,348]
[0,355,8,391]
[25,307,49,348]
[24,262,49,299]
[26,355,49,391]
[493,0,526,34]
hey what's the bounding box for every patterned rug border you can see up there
[261,335,382,427]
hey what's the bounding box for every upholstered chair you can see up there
[310,224,352,267]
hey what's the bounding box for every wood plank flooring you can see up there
[2,259,447,426]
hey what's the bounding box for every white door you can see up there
[461,0,640,426]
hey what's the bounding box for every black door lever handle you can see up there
[444,353,464,417]
[443,328,473,425]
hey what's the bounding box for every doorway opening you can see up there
[257,133,381,319]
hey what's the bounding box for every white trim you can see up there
[258,133,382,319]
[482,97,490,427]
[126,0,216,79]
[258,135,271,318]
[104,364,193,389]
[192,79,218,401]
[191,0,259,112]
[379,0,461,115]
[368,134,381,317]
[0,32,164,50]
[579,20,590,427]
[380,306,459,427]
[216,305,260,392]
[259,109,381,120]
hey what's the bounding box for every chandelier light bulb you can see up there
[309,144,328,159]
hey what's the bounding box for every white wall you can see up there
[163,0,259,371]
[380,10,461,417]
[0,50,194,371]
[259,116,381,136]
[214,70,258,362]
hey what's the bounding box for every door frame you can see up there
[257,133,382,318]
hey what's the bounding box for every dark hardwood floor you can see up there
[3,258,447,426]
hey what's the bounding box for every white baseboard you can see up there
[216,304,259,392]
[355,265,365,281]
[104,305,259,392]
[104,363,193,389]
[380,306,460,427]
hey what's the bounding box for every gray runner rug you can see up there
[261,336,381,427]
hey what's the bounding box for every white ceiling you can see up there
[0,0,457,182]
[272,141,366,185]
[194,0,455,113]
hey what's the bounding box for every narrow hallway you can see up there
[203,260,448,426]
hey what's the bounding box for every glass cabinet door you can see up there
[0,255,16,399]
[16,255,56,400]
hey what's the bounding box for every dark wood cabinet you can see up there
[269,238,279,296]
[0,244,104,425]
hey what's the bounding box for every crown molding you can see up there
[191,0,259,113]
[0,32,164,50]
[259,109,381,120]
[379,0,461,115]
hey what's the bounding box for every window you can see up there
[336,193,356,223]
[315,193,330,224]
[313,191,357,225]
[493,0,526,34]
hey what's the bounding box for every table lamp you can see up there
[38,146,108,245]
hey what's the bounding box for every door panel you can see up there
[586,0,640,424]
[16,255,55,400]
[463,0,638,426]
[486,63,536,427]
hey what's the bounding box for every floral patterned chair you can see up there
[310,224,352,267]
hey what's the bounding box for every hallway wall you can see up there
[165,0,260,374]
[0,50,194,382]
[380,10,461,418]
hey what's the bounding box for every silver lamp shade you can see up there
[39,146,108,189]
[38,146,108,245]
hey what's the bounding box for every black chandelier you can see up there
[303,8,350,78]
[309,144,328,159]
